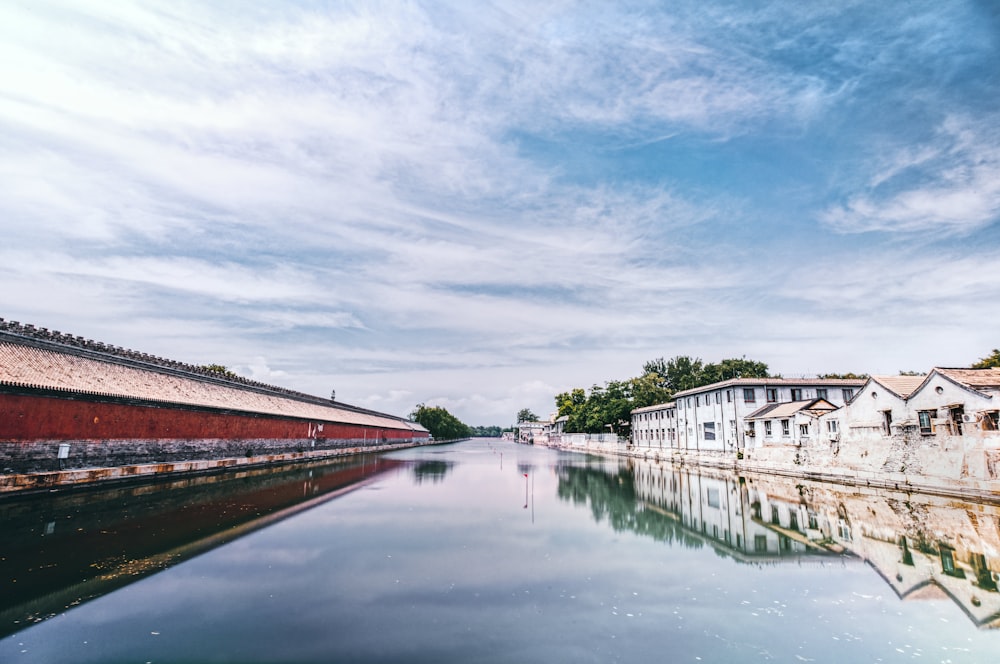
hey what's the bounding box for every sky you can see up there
[1,1,999,426]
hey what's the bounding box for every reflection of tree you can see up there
[556,465,703,549]
[412,460,452,484]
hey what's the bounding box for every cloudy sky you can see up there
[2,1,999,426]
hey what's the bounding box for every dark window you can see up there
[790,388,802,401]
[816,388,828,400]
[764,421,772,436]
[842,388,854,401]
[766,388,778,403]
[771,505,780,524]
[755,535,768,552]
[743,388,756,403]
[781,419,790,436]
[918,410,933,435]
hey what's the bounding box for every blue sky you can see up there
[2,1,999,426]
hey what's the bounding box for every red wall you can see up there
[0,393,426,442]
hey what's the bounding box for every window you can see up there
[696,396,700,407]
[766,388,778,403]
[706,488,720,508]
[781,419,790,436]
[746,421,756,437]
[715,392,721,404]
[790,388,802,401]
[703,422,716,440]
[755,535,768,552]
[789,511,799,531]
[771,505,780,524]
[816,388,828,400]
[726,390,732,403]
[743,388,756,403]
[826,420,839,433]
[842,388,854,401]
[918,410,934,435]
[764,421,772,436]
[799,423,809,435]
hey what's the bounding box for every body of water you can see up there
[2,439,998,662]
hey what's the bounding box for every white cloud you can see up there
[822,115,1000,235]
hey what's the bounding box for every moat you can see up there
[2,439,998,662]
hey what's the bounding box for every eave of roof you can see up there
[672,377,866,400]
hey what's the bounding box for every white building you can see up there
[631,377,866,455]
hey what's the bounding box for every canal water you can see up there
[2,439,999,662]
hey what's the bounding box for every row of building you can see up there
[630,369,1000,455]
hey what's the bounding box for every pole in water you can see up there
[524,473,529,509]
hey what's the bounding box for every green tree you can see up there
[817,372,869,379]
[516,408,539,422]
[409,404,472,440]
[201,364,238,379]
[972,349,1000,369]
[700,357,771,384]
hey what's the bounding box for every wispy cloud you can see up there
[0,1,997,424]
[822,115,1000,235]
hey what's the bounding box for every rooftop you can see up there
[0,320,424,432]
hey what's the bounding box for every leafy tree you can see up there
[516,408,539,422]
[409,404,472,440]
[898,370,927,376]
[700,357,770,384]
[817,372,869,379]
[201,364,238,379]
[972,349,1000,369]
[643,355,770,394]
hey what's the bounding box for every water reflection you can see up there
[559,457,1000,628]
[0,455,403,638]
[411,460,453,484]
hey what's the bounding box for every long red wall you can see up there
[0,393,425,442]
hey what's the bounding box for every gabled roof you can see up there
[933,367,1000,390]
[745,398,837,420]
[868,375,926,399]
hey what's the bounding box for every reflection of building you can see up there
[625,458,1000,628]
[631,461,837,560]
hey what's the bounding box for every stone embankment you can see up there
[538,436,1000,503]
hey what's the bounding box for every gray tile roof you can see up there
[0,340,425,432]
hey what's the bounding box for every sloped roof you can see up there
[934,367,1000,390]
[631,401,675,414]
[0,339,425,432]
[869,375,926,399]
[672,377,865,399]
[745,399,837,420]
